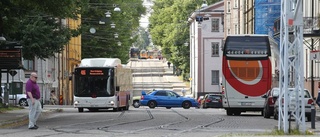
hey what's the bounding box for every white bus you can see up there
[221,35,273,116]
[73,58,132,112]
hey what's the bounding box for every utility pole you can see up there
[311,0,315,99]
[279,0,305,133]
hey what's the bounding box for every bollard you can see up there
[311,103,315,129]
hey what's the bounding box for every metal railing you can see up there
[273,17,320,35]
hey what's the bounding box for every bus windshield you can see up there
[224,36,270,57]
[74,68,114,97]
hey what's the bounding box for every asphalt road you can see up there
[1,105,312,137]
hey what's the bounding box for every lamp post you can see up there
[184,42,189,47]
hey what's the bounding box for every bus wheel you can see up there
[234,111,241,116]
[148,101,157,109]
[78,108,84,112]
[226,109,233,116]
[113,107,119,112]
[124,105,129,110]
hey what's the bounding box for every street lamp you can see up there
[184,42,189,47]
[0,36,6,41]
[114,5,121,12]
[117,41,122,46]
[201,0,208,8]
[105,11,111,18]
[110,22,116,28]
[114,33,119,38]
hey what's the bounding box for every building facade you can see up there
[1,18,81,105]
[188,1,224,98]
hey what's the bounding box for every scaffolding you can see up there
[254,0,281,35]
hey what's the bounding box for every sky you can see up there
[139,0,154,28]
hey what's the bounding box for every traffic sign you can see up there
[9,70,17,76]
[310,50,320,60]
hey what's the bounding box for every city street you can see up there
[0,106,281,137]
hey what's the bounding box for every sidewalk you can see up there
[0,105,67,128]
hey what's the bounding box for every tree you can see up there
[149,0,218,80]
[81,0,146,63]
[0,0,86,60]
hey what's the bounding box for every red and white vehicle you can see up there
[221,35,274,116]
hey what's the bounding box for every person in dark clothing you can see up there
[167,61,171,68]
[316,85,320,108]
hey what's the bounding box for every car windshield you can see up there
[290,90,310,98]
[208,95,221,100]
[273,88,311,98]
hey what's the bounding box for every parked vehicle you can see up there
[140,90,198,109]
[200,94,223,108]
[197,96,204,108]
[1,93,28,106]
[262,88,279,118]
[273,88,313,121]
[132,96,141,108]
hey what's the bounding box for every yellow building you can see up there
[59,17,81,105]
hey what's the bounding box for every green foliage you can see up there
[0,0,86,60]
[81,0,146,63]
[149,0,219,80]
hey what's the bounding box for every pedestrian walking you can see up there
[167,61,171,68]
[26,72,42,129]
[181,88,186,96]
[316,84,320,108]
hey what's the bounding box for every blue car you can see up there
[140,90,198,109]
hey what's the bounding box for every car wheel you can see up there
[19,98,28,106]
[148,101,157,109]
[182,101,191,109]
[264,107,270,118]
[273,109,278,120]
[133,100,140,108]
[78,108,84,112]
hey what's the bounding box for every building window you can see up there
[211,18,220,32]
[227,1,231,13]
[235,24,238,34]
[234,0,238,8]
[211,42,219,57]
[211,70,219,85]
[23,60,35,70]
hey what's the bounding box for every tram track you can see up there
[108,108,225,136]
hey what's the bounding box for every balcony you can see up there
[273,17,320,37]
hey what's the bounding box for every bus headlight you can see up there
[74,101,79,104]
[109,101,115,105]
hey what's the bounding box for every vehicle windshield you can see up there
[290,90,311,98]
[74,76,114,97]
[273,88,310,98]
[74,68,115,97]
[225,36,269,53]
